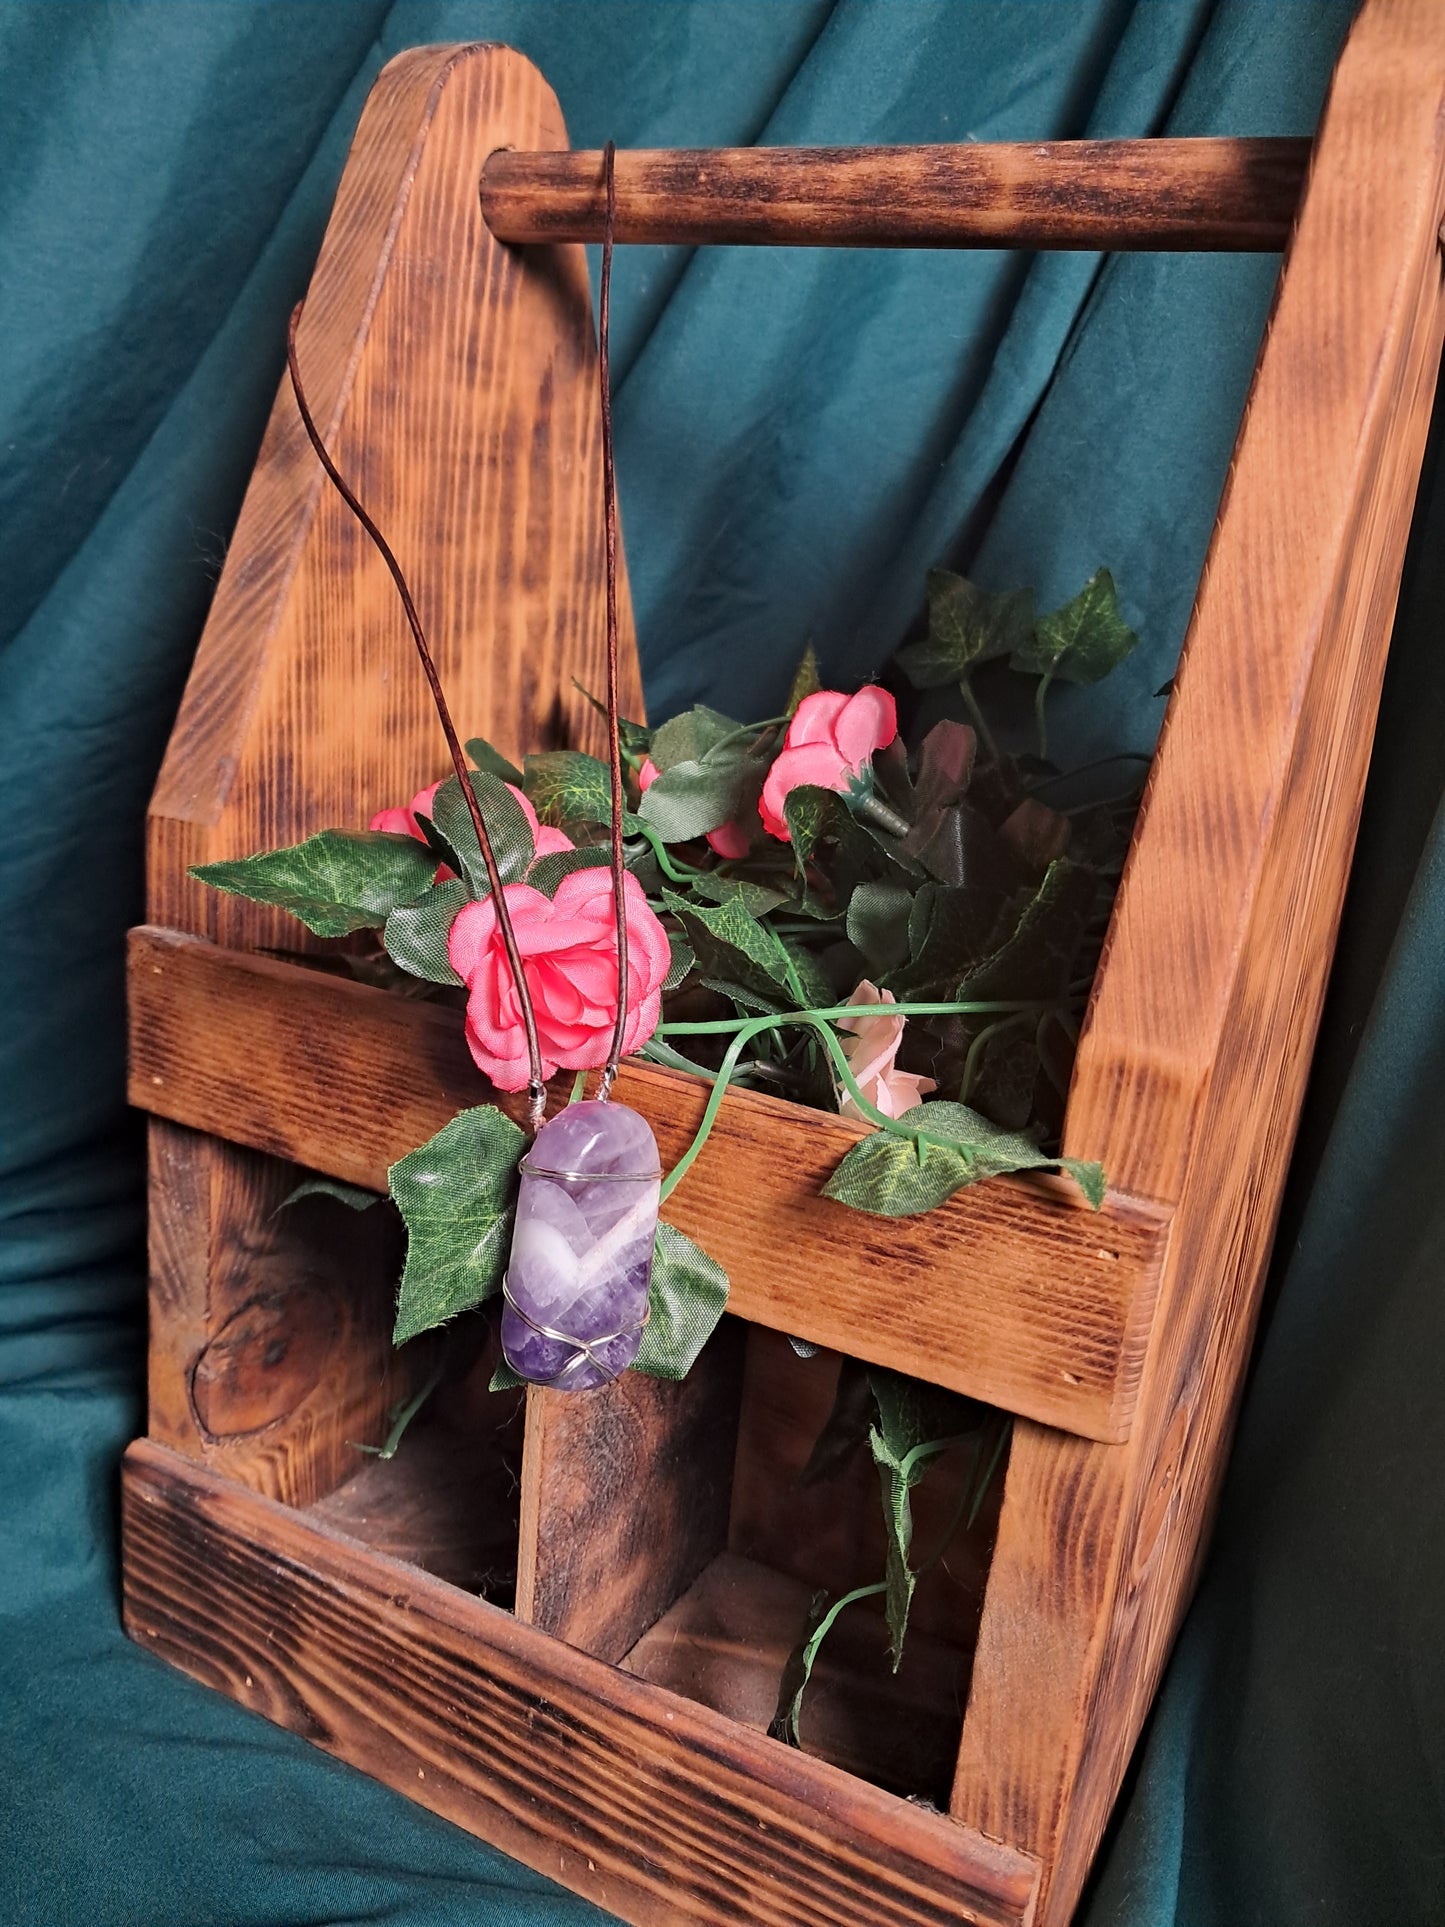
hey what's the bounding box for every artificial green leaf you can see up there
[662,934,695,992]
[783,938,836,1011]
[896,570,1035,689]
[383,876,468,985]
[786,644,823,715]
[664,887,794,994]
[885,878,999,1000]
[632,1221,730,1379]
[488,1356,527,1393]
[524,749,643,834]
[1012,567,1140,687]
[769,1582,885,1747]
[526,845,611,897]
[637,739,768,844]
[686,871,790,917]
[698,975,788,1016]
[798,1357,873,1486]
[782,786,915,906]
[353,1355,447,1460]
[648,704,740,773]
[867,1370,1002,1665]
[191,830,437,938]
[821,1099,1104,1217]
[845,878,914,974]
[279,1177,381,1212]
[464,736,524,787]
[958,857,1096,1001]
[572,680,652,760]
[427,771,534,898]
[389,1106,526,1344]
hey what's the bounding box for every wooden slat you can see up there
[517,1322,747,1661]
[127,925,1171,1443]
[481,138,1310,251]
[122,1439,1040,1927]
[951,3,1445,1920]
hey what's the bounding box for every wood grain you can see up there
[147,43,641,949]
[621,1551,970,1805]
[146,1120,413,1507]
[951,5,1445,1921]
[481,139,1309,251]
[517,1319,746,1662]
[128,925,1170,1443]
[122,1439,1041,1927]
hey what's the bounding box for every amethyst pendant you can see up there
[502,1100,661,1390]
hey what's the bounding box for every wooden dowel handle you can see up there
[481,138,1311,252]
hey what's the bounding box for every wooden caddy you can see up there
[122,5,1445,1923]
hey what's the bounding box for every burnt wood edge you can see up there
[126,924,1174,1442]
[122,1438,1041,1927]
[481,138,1310,251]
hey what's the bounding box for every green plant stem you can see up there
[1034,673,1052,763]
[1022,752,1151,798]
[957,678,1000,764]
[658,998,1051,1037]
[657,1000,1060,1203]
[959,1011,1035,1105]
[632,824,706,883]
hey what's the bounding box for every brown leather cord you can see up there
[285,304,548,1126]
[599,142,630,1089]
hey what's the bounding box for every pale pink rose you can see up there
[759,687,898,841]
[836,979,936,1121]
[369,777,573,872]
[447,869,671,1090]
[638,755,752,859]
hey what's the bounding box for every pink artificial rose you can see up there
[447,868,671,1090]
[369,777,574,871]
[836,980,936,1122]
[638,757,752,860]
[759,687,898,841]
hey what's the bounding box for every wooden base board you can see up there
[122,1438,1040,1927]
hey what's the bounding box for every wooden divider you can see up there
[128,925,1171,1443]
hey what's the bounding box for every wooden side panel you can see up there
[147,43,641,945]
[516,1321,746,1662]
[127,927,1171,1443]
[953,4,1445,1919]
[122,1439,1041,1927]
[146,1119,412,1508]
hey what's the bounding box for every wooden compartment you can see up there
[122,8,1445,1925]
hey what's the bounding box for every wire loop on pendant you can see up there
[598,140,629,1097]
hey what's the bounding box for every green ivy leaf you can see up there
[958,857,1096,1001]
[464,736,524,787]
[279,1177,380,1212]
[867,1370,999,1666]
[524,750,643,835]
[572,681,652,760]
[648,704,740,773]
[885,878,999,1000]
[632,1221,730,1380]
[845,878,914,974]
[896,570,1035,689]
[686,872,790,917]
[662,934,695,992]
[526,845,611,897]
[786,644,823,715]
[637,739,768,845]
[821,1100,1104,1218]
[664,887,794,995]
[427,771,534,898]
[389,1107,526,1344]
[383,877,468,985]
[191,831,438,937]
[1012,567,1139,687]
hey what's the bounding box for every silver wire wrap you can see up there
[501,1272,649,1388]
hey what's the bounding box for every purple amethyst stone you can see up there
[502,1100,661,1391]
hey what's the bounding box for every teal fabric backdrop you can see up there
[3,3,1441,1923]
